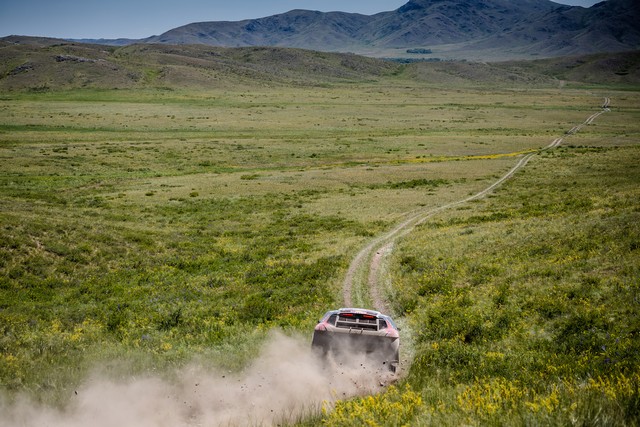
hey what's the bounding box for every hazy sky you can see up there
[0,0,605,40]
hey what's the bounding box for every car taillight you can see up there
[386,328,399,338]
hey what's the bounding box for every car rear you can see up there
[312,308,399,372]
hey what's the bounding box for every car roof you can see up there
[328,307,385,317]
[338,307,382,316]
[320,308,399,330]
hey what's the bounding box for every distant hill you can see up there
[122,0,640,61]
[0,38,399,91]
[1,36,639,92]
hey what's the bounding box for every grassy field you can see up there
[322,90,640,426]
[1,67,639,425]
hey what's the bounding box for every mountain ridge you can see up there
[6,0,640,61]
[122,0,640,60]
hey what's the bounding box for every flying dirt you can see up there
[0,331,394,427]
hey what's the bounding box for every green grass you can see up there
[374,131,640,425]
[1,78,639,426]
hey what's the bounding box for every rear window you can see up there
[335,312,379,331]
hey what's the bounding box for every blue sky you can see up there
[0,0,604,40]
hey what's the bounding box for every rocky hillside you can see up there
[2,36,639,92]
[133,0,640,60]
[0,37,400,91]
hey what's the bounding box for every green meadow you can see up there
[1,75,639,425]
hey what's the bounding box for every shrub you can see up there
[322,384,423,426]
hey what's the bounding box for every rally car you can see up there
[311,308,400,372]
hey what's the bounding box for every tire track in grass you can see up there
[342,98,610,312]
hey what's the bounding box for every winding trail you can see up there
[342,98,611,313]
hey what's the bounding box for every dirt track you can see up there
[342,98,611,313]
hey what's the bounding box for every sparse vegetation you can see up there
[328,101,640,426]
[0,43,639,425]
[407,48,433,54]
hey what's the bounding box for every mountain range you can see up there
[75,0,640,61]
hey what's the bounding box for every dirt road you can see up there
[342,98,611,313]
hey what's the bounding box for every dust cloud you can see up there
[0,331,395,427]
